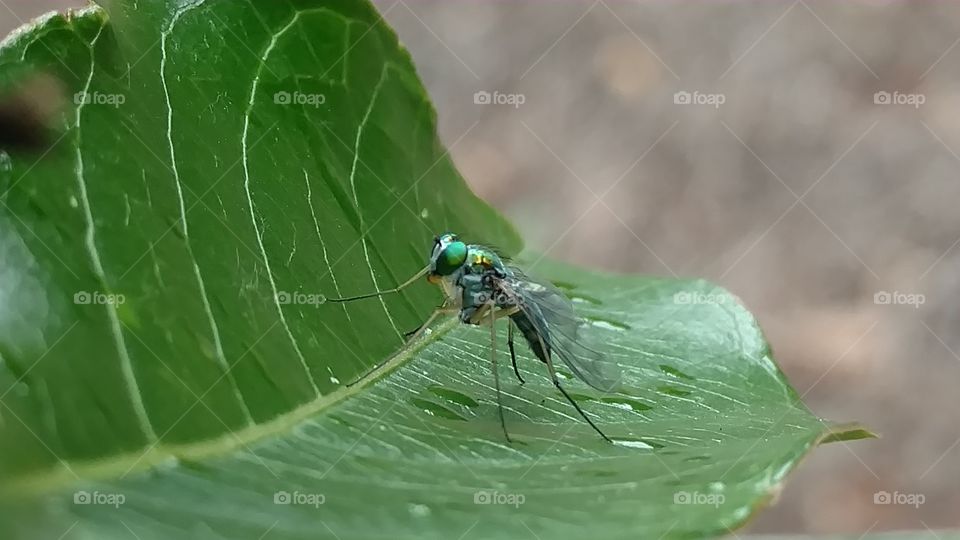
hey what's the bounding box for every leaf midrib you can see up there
[1,316,460,499]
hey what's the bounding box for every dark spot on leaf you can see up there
[550,280,578,291]
[659,364,695,380]
[658,386,692,397]
[329,415,353,428]
[427,385,479,407]
[166,216,186,240]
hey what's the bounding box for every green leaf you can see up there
[745,534,960,540]
[0,2,868,539]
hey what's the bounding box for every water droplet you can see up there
[68,195,79,208]
[611,438,654,450]
[600,397,652,412]
[555,370,572,381]
[329,376,340,384]
[411,398,467,421]
[569,294,602,305]
[420,208,429,219]
[585,315,630,331]
[408,503,431,517]
[0,151,11,172]
[155,455,181,471]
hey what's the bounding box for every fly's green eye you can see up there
[435,241,467,275]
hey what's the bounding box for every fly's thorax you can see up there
[457,270,520,313]
[465,245,506,275]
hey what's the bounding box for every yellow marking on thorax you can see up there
[471,252,493,268]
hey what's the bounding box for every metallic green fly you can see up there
[326,232,621,442]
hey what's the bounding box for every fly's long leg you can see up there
[532,329,612,442]
[346,306,456,386]
[402,306,457,344]
[551,367,612,442]
[489,304,512,442]
[402,302,451,338]
[326,266,429,303]
[507,322,525,385]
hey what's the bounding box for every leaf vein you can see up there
[161,0,255,425]
[72,18,158,442]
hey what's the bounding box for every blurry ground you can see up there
[3,0,960,535]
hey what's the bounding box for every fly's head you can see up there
[427,232,468,284]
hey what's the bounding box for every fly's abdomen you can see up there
[510,312,549,364]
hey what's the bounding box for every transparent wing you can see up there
[497,268,622,393]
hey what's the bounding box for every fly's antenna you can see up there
[324,266,429,303]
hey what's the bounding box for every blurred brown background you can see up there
[4,0,959,536]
